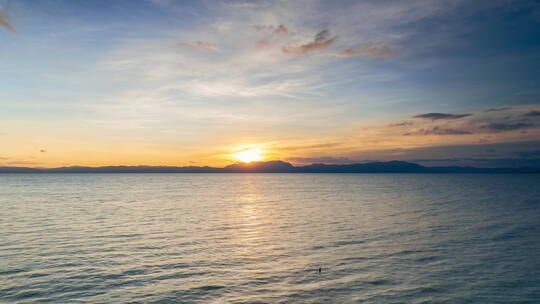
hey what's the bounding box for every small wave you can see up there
[368,279,391,286]
[190,285,225,292]
[414,255,440,263]
[0,268,27,276]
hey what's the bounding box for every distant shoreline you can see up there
[1,161,539,174]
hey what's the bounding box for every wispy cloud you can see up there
[5,160,41,166]
[523,110,540,117]
[254,24,288,35]
[176,41,218,50]
[286,156,359,164]
[277,142,348,152]
[95,0,540,159]
[480,122,534,132]
[253,39,272,49]
[340,46,394,57]
[100,0,446,108]
[282,29,337,55]
[385,106,540,137]
[417,126,472,135]
[485,107,512,112]
[413,112,471,120]
[0,9,14,32]
[388,121,414,127]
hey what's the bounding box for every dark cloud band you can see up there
[413,113,472,120]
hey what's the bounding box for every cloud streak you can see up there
[380,106,540,138]
[254,24,288,35]
[413,112,471,120]
[176,41,218,50]
[286,156,359,164]
[340,46,395,57]
[418,126,472,135]
[485,107,512,112]
[388,121,414,127]
[254,39,272,49]
[282,29,337,55]
[480,122,534,132]
[0,9,14,32]
[524,110,540,117]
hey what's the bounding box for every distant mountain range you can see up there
[1,161,539,173]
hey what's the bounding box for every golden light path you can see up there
[233,148,264,163]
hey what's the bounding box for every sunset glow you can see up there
[0,1,539,168]
[233,148,264,163]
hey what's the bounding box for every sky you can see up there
[1,0,540,168]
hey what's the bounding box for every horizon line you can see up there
[1,160,539,173]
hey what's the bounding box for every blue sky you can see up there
[1,0,539,167]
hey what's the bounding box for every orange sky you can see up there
[1,1,540,168]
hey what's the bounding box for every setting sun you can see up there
[233,148,264,163]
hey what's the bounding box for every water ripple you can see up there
[1,173,539,303]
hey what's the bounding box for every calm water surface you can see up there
[1,174,539,303]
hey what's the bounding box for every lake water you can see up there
[1,174,539,303]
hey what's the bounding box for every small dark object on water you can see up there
[318,267,321,273]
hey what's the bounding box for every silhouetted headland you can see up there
[1,161,539,173]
